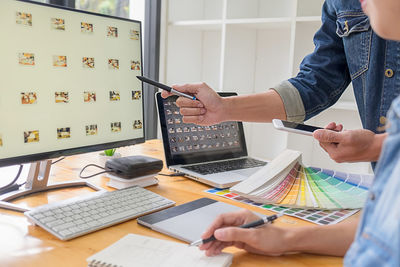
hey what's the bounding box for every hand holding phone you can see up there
[272,119,323,136]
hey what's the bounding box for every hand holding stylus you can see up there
[190,212,282,247]
[198,209,288,257]
[160,82,226,126]
[137,76,197,100]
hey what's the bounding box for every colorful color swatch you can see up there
[205,188,359,225]
[230,150,374,210]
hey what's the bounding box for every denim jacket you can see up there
[274,0,400,134]
[344,96,400,266]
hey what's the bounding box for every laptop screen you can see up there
[156,92,248,166]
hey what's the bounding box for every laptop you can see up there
[156,92,268,188]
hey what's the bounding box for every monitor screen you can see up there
[0,0,145,167]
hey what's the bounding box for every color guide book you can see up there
[231,150,374,210]
[205,188,358,225]
[87,234,233,267]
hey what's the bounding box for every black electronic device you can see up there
[156,92,248,167]
[105,156,163,179]
[272,119,323,136]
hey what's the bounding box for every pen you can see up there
[137,76,197,100]
[189,212,284,247]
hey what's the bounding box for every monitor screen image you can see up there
[0,0,144,167]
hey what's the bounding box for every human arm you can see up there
[313,122,387,162]
[163,2,352,125]
[287,2,352,120]
[199,209,359,257]
[161,83,286,125]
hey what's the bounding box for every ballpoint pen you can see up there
[189,212,284,247]
[137,76,197,100]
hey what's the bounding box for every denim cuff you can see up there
[272,80,305,122]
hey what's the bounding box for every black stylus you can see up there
[189,212,283,247]
[137,76,197,100]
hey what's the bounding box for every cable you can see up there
[79,164,114,179]
[0,165,24,195]
[157,172,186,177]
[52,157,66,165]
[0,184,20,195]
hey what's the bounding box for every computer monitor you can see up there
[0,0,145,211]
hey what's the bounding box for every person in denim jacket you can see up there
[162,0,399,164]
[196,1,400,264]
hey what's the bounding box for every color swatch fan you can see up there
[231,150,373,210]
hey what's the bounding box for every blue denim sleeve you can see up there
[288,2,351,120]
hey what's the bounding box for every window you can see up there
[76,0,130,18]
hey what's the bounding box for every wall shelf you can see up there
[295,16,322,22]
[169,20,223,30]
[225,18,292,29]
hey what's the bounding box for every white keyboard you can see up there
[24,186,175,240]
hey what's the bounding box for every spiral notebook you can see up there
[87,234,233,267]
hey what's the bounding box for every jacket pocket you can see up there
[336,11,372,80]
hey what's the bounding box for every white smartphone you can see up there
[272,119,323,136]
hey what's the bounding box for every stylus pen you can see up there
[137,76,197,100]
[189,212,283,247]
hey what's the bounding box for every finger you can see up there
[214,227,256,244]
[204,240,223,257]
[322,141,338,151]
[212,241,230,256]
[176,97,204,108]
[173,83,204,94]
[335,124,343,132]
[313,129,344,143]
[318,142,329,153]
[324,122,337,130]
[199,241,213,251]
[161,90,173,98]
[182,115,205,124]
[180,107,206,116]
[319,142,342,162]
[325,122,343,132]
[201,210,250,240]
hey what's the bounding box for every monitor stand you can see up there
[0,160,104,212]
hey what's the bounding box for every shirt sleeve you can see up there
[280,1,352,121]
[272,81,305,122]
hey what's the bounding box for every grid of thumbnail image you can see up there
[15,89,143,144]
[16,10,141,71]
[163,100,242,155]
[4,9,144,147]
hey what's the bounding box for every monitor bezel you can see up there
[0,0,145,168]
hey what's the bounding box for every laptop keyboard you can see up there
[182,158,267,175]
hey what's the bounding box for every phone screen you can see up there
[281,120,323,132]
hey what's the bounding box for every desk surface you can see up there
[0,140,344,267]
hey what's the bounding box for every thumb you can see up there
[313,129,343,143]
[214,227,254,243]
[173,83,204,94]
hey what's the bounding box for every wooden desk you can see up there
[0,140,343,267]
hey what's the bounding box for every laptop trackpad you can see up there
[231,167,261,177]
[205,167,263,184]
